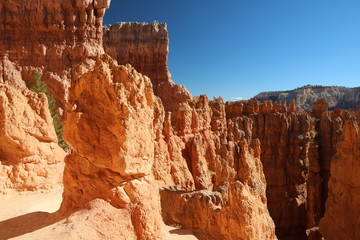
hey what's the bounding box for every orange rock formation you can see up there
[58,54,277,239]
[103,20,360,239]
[60,56,166,239]
[0,83,65,193]
[103,21,170,86]
[1,1,360,240]
[319,114,360,240]
[0,0,111,110]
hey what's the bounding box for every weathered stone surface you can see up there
[103,21,193,115]
[103,21,169,86]
[0,0,111,110]
[161,139,277,240]
[59,53,278,239]
[225,100,317,239]
[60,55,165,240]
[0,83,65,193]
[307,103,344,238]
[155,95,278,239]
[319,114,360,240]
[2,1,359,239]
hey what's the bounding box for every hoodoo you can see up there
[0,1,359,240]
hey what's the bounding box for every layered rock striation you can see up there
[158,96,277,240]
[103,21,169,86]
[319,114,360,240]
[0,0,111,109]
[1,1,360,240]
[103,20,193,114]
[103,20,360,239]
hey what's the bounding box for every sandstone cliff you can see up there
[103,21,170,86]
[0,0,111,110]
[101,17,360,240]
[0,83,65,193]
[59,54,277,240]
[157,96,277,240]
[319,114,360,240]
[254,85,360,111]
[1,1,360,240]
[231,100,316,239]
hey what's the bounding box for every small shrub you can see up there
[29,72,67,150]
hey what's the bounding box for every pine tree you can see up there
[29,72,67,150]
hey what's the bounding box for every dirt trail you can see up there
[0,189,198,240]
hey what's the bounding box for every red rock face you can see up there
[60,55,166,240]
[103,21,170,87]
[82,16,360,240]
[103,21,194,128]
[59,55,277,240]
[319,114,360,240]
[224,100,316,239]
[0,83,65,193]
[0,0,110,109]
[2,1,359,239]
[156,96,277,240]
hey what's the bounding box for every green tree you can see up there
[29,72,67,150]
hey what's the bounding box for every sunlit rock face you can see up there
[101,17,360,240]
[103,21,169,87]
[0,0,111,110]
[1,1,360,239]
[0,83,65,193]
[60,55,166,240]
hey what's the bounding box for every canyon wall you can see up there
[1,1,360,240]
[103,21,169,86]
[101,19,358,240]
[157,95,277,240]
[0,0,111,110]
[319,114,360,240]
[227,100,316,239]
[59,55,277,240]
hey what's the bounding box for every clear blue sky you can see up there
[104,0,360,101]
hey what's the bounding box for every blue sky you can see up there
[104,0,360,101]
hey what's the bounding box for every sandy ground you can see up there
[0,188,198,240]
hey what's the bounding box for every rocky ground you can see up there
[0,189,198,240]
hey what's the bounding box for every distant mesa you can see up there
[253,85,360,111]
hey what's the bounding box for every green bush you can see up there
[29,72,67,150]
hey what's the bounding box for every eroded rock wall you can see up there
[103,21,169,86]
[319,114,360,240]
[2,1,358,239]
[0,0,111,109]
[103,21,193,115]
[59,53,278,239]
[152,94,278,240]
[224,100,315,239]
[160,139,277,240]
[0,83,65,193]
